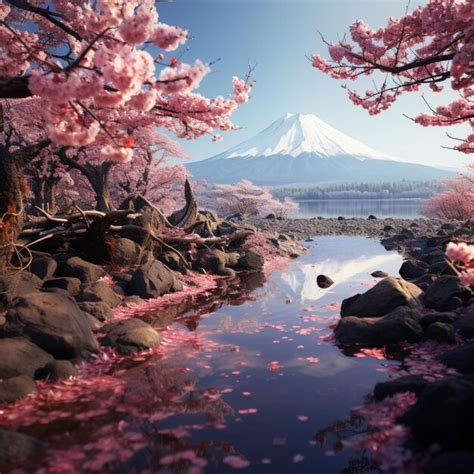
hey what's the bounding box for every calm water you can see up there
[297,199,423,219]
[6,237,405,473]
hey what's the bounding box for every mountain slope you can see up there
[187,113,454,185]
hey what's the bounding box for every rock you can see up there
[441,223,456,230]
[335,307,423,346]
[419,248,446,264]
[0,428,45,465]
[340,277,422,318]
[410,273,434,291]
[226,212,243,221]
[121,295,146,307]
[371,270,389,278]
[0,337,53,379]
[77,280,121,306]
[127,259,182,299]
[383,225,395,232]
[4,292,99,360]
[400,377,474,451]
[337,216,345,221]
[425,452,474,474]
[265,213,276,219]
[43,277,82,295]
[36,360,77,381]
[77,301,112,321]
[399,260,429,279]
[101,319,161,355]
[60,256,106,285]
[110,271,132,284]
[110,237,141,267]
[194,248,226,274]
[216,222,239,237]
[238,249,265,271]
[316,274,334,289]
[454,313,474,339]
[420,312,457,330]
[0,272,43,304]
[30,256,58,280]
[425,322,456,343]
[424,276,472,311]
[0,375,36,403]
[439,342,474,374]
[428,258,460,277]
[374,375,428,401]
[157,251,187,273]
[84,313,102,331]
[367,215,377,220]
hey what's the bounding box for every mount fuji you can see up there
[186,113,454,185]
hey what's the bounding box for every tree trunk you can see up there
[87,161,115,212]
[0,145,25,267]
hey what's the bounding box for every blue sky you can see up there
[159,0,470,169]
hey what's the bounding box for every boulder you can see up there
[371,270,389,278]
[340,277,422,318]
[335,307,423,346]
[4,292,99,360]
[60,256,105,285]
[425,322,456,344]
[30,256,58,280]
[454,313,474,339]
[317,274,334,289]
[157,251,187,273]
[420,312,457,330]
[374,375,428,401]
[194,249,227,274]
[36,360,77,381]
[77,301,112,321]
[0,375,36,403]
[399,260,429,279]
[424,276,472,311]
[43,277,82,295]
[439,342,474,374]
[100,319,161,355]
[238,249,265,271]
[127,259,182,299]
[425,452,474,474]
[400,377,474,451]
[0,429,44,465]
[76,280,121,306]
[111,237,141,267]
[367,215,377,220]
[0,272,43,304]
[0,337,53,379]
[428,258,460,277]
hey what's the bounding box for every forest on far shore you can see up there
[271,180,445,201]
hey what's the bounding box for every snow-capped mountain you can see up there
[187,113,454,185]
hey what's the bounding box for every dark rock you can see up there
[399,260,429,279]
[411,273,434,291]
[454,313,474,339]
[30,256,58,280]
[226,212,243,221]
[340,277,422,318]
[337,216,345,221]
[419,248,445,263]
[78,301,112,321]
[0,375,36,403]
[101,318,161,355]
[111,237,141,267]
[60,256,106,285]
[0,272,43,304]
[371,270,389,278]
[374,375,428,401]
[335,307,423,346]
[76,280,121,306]
[110,271,132,284]
[0,428,45,464]
[238,249,264,271]
[216,222,239,237]
[158,250,187,273]
[0,337,53,379]
[425,452,474,474]
[127,259,182,299]
[84,313,102,331]
[400,228,415,238]
[400,377,474,451]
[194,248,226,274]
[316,274,334,289]
[441,223,456,230]
[428,258,460,276]
[121,295,146,307]
[367,215,377,220]
[43,277,82,295]
[425,322,456,343]
[37,360,77,381]
[424,276,472,311]
[383,225,395,232]
[439,342,474,374]
[4,292,99,360]
[420,312,457,330]
[265,213,276,219]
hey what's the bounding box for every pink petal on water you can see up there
[223,455,251,469]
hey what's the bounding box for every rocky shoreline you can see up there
[250,215,474,472]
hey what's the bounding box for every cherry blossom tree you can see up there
[0,0,253,263]
[421,167,474,220]
[199,180,299,218]
[312,0,474,153]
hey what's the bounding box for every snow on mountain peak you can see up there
[218,112,394,161]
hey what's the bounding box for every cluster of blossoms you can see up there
[2,0,253,165]
[446,242,474,286]
[312,0,473,153]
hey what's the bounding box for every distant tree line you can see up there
[271,180,444,201]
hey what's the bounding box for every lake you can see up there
[4,236,405,473]
[296,199,423,219]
